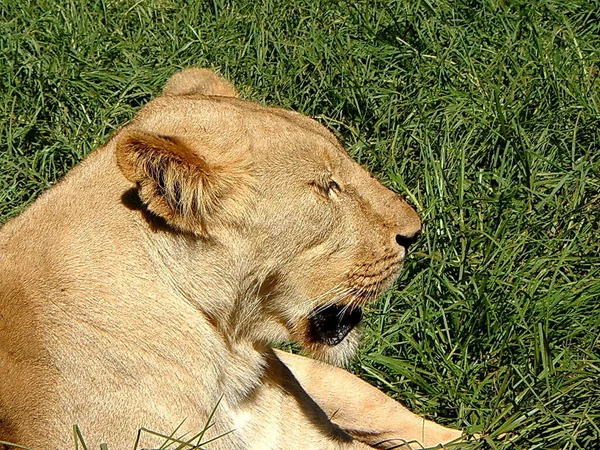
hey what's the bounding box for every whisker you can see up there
[312,287,354,314]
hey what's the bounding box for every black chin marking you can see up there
[308,304,362,346]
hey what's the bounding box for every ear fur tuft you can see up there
[116,129,247,235]
[162,68,238,98]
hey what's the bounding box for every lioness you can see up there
[0,69,464,449]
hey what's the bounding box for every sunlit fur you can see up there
[0,69,466,449]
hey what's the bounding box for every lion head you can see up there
[116,69,421,366]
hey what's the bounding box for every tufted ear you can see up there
[116,129,247,235]
[162,68,238,98]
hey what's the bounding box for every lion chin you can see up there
[304,326,362,367]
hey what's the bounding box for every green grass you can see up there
[1,0,599,448]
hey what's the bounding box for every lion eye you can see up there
[327,179,341,197]
[310,176,342,199]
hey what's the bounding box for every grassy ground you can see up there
[1,0,599,448]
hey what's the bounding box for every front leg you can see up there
[274,349,464,449]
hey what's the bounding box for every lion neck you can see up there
[119,166,281,407]
[132,229,282,407]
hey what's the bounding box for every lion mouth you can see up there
[307,304,363,346]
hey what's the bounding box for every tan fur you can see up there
[0,69,465,449]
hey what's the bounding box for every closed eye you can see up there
[327,179,341,197]
[310,175,342,199]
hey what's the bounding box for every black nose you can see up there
[396,230,420,250]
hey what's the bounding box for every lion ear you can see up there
[116,129,240,235]
[162,68,238,98]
